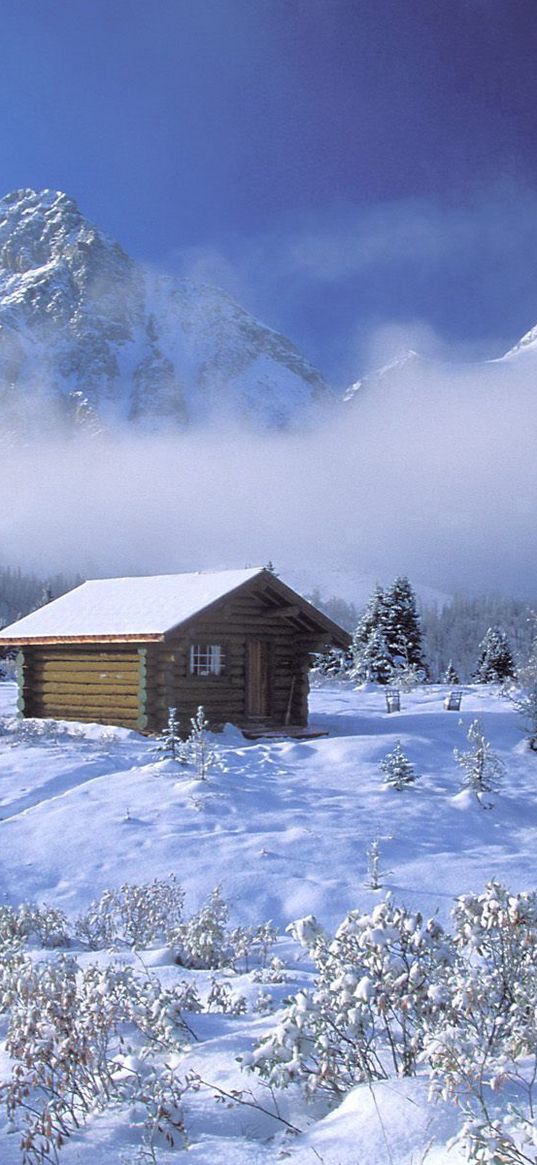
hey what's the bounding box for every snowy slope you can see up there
[0,189,331,434]
[0,679,535,1164]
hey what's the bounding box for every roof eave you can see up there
[0,633,165,647]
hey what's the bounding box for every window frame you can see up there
[188,642,226,678]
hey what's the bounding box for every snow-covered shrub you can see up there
[75,875,185,949]
[245,898,453,1096]
[380,740,418,789]
[169,886,230,968]
[205,978,247,1014]
[0,955,193,1164]
[228,921,278,971]
[0,902,70,950]
[454,719,505,805]
[18,903,71,948]
[427,882,537,1165]
[168,889,276,971]
[311,647,352,679]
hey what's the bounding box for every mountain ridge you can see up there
[0,188,332,434]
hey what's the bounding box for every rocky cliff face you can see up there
[0,189,331,434]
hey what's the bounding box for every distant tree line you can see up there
[311,580,536,683]
[0,565,83,629]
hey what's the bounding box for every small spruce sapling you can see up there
[186,705,220,780]
[380,740,418,789]
[443,660,460,684]
[454,718,505,805]
[153,707,187,764]
[365,837,382,888]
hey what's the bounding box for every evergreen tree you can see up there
[351,577,427,685]
[350,586,391,683]
[473,626,516,683]
[352,625,393,684]
[153,707,187,763]
[382,576,427,676]
[380,740,418,789]
[454,719,504,804]
[443,660,460,685]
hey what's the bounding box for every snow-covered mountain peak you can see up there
[0,188,332,434]
[343,349,420,401]
[500,322,537,360]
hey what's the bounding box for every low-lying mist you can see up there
[1,348,536,602]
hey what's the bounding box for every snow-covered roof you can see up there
[0,568,265,643]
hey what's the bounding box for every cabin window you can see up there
[189,644,224,676]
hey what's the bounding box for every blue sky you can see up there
[2,0,537,382]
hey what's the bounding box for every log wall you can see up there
[19,647,144,730]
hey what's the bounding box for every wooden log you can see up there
[37,693,140,712]
[37,681,140,697]
[33,710,141,728]
[30,651,140,664]
[31,660,139,679]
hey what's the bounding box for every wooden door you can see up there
[247,640,271,718]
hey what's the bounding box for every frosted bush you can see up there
[0,902,70,951]
[168,888,277,971]
[246,897,453,1096]
[427,882,537,1165]
[511,684,537,751]
[169,886,230,968]
[75,875,185,949]
[205,978,247,1014]
[0,955,194,1163]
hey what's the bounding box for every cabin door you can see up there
[247,640,271,719]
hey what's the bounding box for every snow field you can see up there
[0,679,534,1164]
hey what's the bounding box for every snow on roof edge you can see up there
[0,567,266,642]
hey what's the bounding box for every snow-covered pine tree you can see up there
[454,718,505,804]
[350,586,392,683]
[351,577,428,686]
[472,625,516,683]
[186,705,220,780]
[351,625,393,684]
[380,740,418,789]
[382,576,428,680]
[443,660,460,684]
[153,707,187,763]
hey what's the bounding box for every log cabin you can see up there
[0,568,351,733]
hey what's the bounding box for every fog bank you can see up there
[1,349,536,601]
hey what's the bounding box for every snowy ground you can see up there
[0,679,534,1164]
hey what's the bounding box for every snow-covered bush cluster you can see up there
[0,879,276,970]
[244,881,537,1164]
[0,879,278,1164]
[0,952,193,1164]
[4,879,537,1163]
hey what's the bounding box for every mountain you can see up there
[0,188,332,434]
